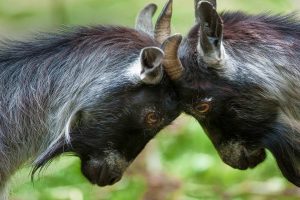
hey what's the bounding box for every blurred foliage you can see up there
[3,0,300,199]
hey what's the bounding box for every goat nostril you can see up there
[109,176,118,185]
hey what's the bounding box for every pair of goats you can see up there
[1,0,300,198]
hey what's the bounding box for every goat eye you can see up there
[145,112,161,125]
[195,103,210,113]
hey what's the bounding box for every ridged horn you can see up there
[154,0,173,44]
[135,3,157,36]
[161,34,184,80]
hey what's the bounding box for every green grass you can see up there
[3,0,300,199]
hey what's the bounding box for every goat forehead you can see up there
[178,79,223,99]
[135,88,170,102]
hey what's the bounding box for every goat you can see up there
[156,0,300,186]
[0,1,183,198]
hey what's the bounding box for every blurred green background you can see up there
[5,0,300,199]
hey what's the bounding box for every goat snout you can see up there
[81,159,121,186]
[81,151,130,186]
[218,141,266,170]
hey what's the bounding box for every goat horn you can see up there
[161,34,184,80]
[154,0,173,44]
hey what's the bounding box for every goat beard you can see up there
[31,138,67,180]
[30,131,110,180]
[262,123,300,187]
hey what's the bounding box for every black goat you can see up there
[0,2,183,198]
[167,0,300,186]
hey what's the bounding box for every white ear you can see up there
[139,47,164,84]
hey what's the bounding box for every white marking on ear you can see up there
[197,39,226,67]
[140,47,164,84]
[126,47,164,85]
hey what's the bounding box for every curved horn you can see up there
[161,34,184,80]
[135,3,157,36]
[154,0,173,44]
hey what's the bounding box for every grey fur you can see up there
[222,39,300,120]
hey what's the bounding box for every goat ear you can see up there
[135,3,157,36]
[140,47,164,85]
[196,1,224,66]
[195,0,216,22]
